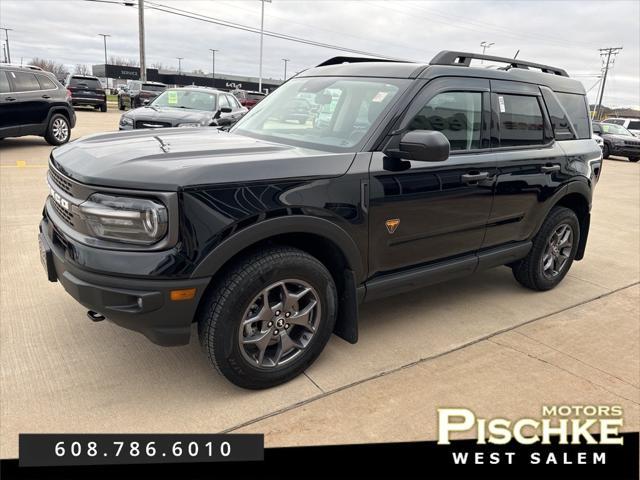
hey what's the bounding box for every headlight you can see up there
[177,122,204,127]
[79,193,168,245]
[120,116,133,127]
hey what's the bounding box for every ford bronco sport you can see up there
[39,51,602,389]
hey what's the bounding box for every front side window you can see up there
[600,123,633,136]
[0,71,9,93]
[232,77,408,151]
[12,71,41,92]
[497,94,545,147]
[152,89,217,111]
[408,91,482,151]
[218,94,231,109]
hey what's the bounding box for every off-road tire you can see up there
[511,207,580,291]
[197,246,337,389]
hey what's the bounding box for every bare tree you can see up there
[108,55,139,67]
[192,68,205,75]
[74,64,91,75]
[151,62,167,70]
[30,57,68,78]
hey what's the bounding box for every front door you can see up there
[368,77,496,276]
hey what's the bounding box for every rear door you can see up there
[482,81,567,249]
[368,77,496,275]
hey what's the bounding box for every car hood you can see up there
[124,106,214,124]
[50,128,356,191]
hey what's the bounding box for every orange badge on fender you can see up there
[385,219,400,234]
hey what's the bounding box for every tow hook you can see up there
[87,310,106,322]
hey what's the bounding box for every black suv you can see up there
[65,74,107,112]
[118,81,167,110]
[39,51,601,389]
[0,64,76,145]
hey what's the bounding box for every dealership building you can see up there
[92,64,283,93]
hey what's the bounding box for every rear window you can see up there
[142,83,166,92]
[69,77,102,89]
[497,94,545,147]
[555,93,590,139]
[12,71,41,92]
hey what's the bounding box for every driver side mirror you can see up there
[214,107,232,119]
[389,130,450,162]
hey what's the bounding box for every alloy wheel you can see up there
[52,118,69,142]
[541,223,573,278]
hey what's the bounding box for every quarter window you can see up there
[12,71,41,92]
[497,94,545,147]
[36,74,56,90]
[408,91,482,151]
[555,92,590,139]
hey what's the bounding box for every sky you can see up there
[1,0,638,108]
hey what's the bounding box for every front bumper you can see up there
[39,215,211,346]
[610,144,640,158]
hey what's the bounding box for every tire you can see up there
[44,114,71,146]
[511,207,580,291]
[100,103,107,112]
[198,246,337,389]
[118,99,125,111]
[602,143,610,159]
[629,157,639,163]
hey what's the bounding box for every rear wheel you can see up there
[100,103,107,112]
[44,114,70,146]
[629,157,639,163]
[512,207,580,291]
[118,98,125,111]
[197,246,337,389]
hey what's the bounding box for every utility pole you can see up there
[0,28,12,64]
[209,49,218,88]
[98,34,110,89]
[138,1,146,81]
[258,0,271,93]
[282,58,289,81]
[479,41,494,64]
[177,57,183,76]
[595,47,622,120]
[2,43,6,63]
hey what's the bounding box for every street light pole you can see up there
[177,57,183,76]
[98,33,110,88]
[209,49,218,88]
[479,41,494,64]
[282,58,289,81]
[258,0,271,93]
[138,1,146,81]
[0,28,12,64]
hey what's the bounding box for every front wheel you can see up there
[629,157,639,163]
[197,246,337,389]
[100,103,107,112]
[511,207,580,291]
[602,143,610,159]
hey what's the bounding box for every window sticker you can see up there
[167,91,178,104]
[498,95,506,113]
[372,91,389,103]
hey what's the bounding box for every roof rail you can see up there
[0,63,44,71]
[429,51,569,77]
[316,56,407,67]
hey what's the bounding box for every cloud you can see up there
[1,0,638,107]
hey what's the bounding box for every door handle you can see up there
[461,171,490,183]
[541,164,561,172]
[4,97,16,101]
[42,95,51,99]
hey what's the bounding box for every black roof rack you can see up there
[316,56,407,67]
[430,50,569,77]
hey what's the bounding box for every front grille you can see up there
[49,167,73,195]
[135,120,172,129]
[51,198,75,227]
[623,140,640,147]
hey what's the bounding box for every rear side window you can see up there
[541,89,573,140]
[36,74,57,90]
[555,92,590,139]
[628,121,640,130]
[408,91,482,151]
[12,71,41,92]
[497,94,545,147]
[0,71,9,93]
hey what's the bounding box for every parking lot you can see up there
[0,110,638,458]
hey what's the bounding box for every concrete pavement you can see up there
[0,111,638,458]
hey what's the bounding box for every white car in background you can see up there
[602,117,640,137]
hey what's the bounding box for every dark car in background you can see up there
[592,122,640,162]
[119,81,167,110]
[0,64,75,145]
[65,74,107,112]
[119,87,248,130]
[231,89,266,109]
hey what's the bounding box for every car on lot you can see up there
[119,87,248,130]
[231,89,266,109]
[39,51,601,389]
[592,122,640,162]
[602,117,640,137]
[65,74,107,112]
[118,81,167,110]
[0,64,76,145]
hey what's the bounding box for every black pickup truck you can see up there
[39,51,601,389]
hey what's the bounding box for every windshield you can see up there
[142,83,166,92]
[600,123,633,136]
[151,89,216,110]
[231,77,408,151]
